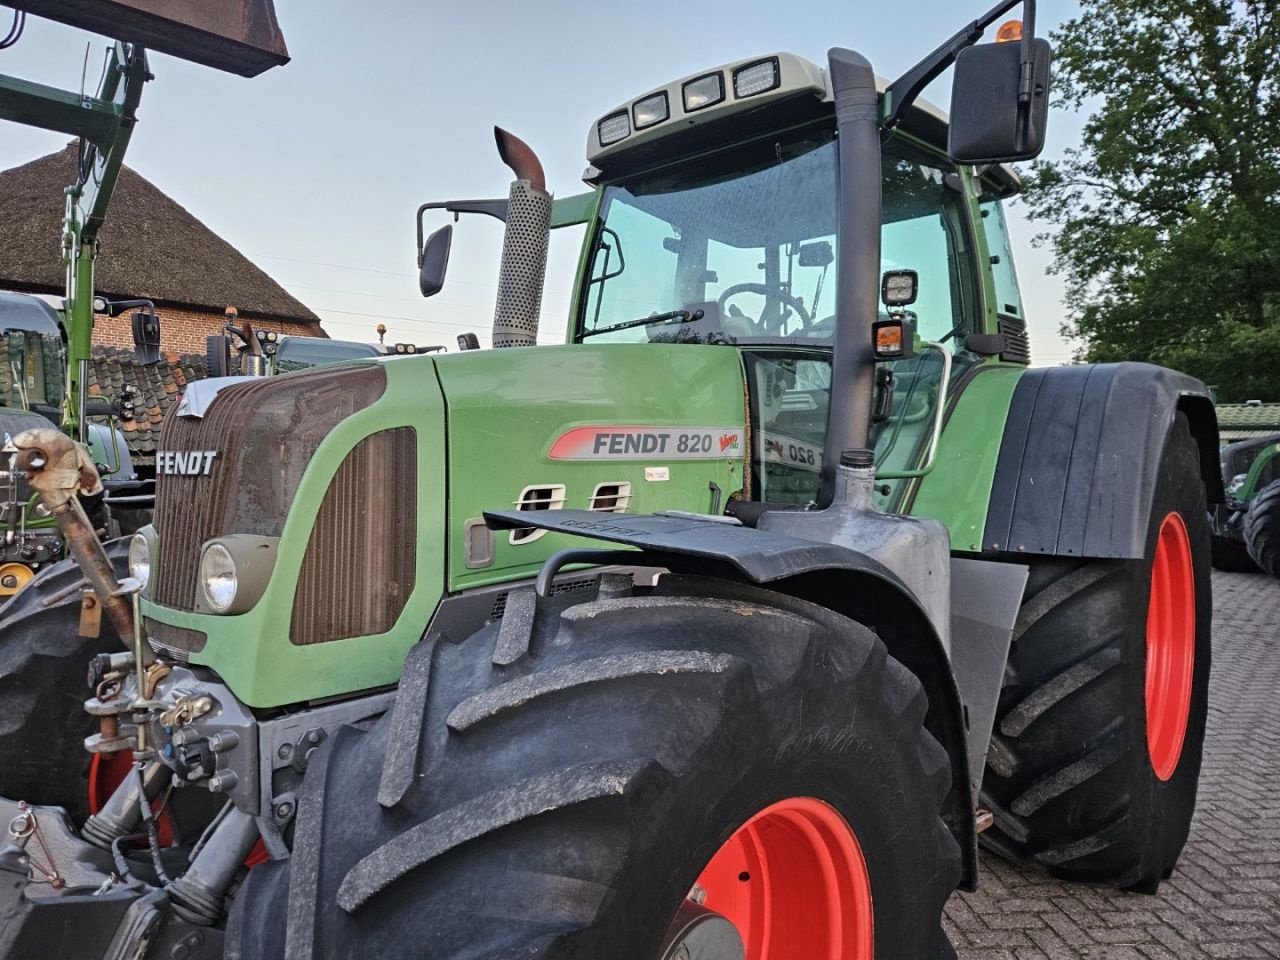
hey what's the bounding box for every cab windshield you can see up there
[1,330,62,410]
[273,337,383,373]
[576,125,979,349]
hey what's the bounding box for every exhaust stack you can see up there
[491,128,553,349]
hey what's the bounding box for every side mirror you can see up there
[206,334,233,378]
[948,37,1052,163]
[799,240,834,268]
[131,309,162,365]
[419,223,453,298]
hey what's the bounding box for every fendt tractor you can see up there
[0,0,1220,957]
[1211,431,1280,576]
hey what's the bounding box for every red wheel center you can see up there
[690,797,873,960]
[1145,512,1196,781]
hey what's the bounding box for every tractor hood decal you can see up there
[549,425,744,461]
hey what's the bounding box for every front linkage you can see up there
[0,431,390,957]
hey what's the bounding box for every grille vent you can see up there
[152,366,386,611]
[489,576,598,620]
[589,481,632,513]
[509,484,566,545]
[997,316,1031,365]
[290,427,417,645]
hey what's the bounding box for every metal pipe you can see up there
[490,127,553,349]
[818,48,882,508]
[81,760,171,849]
[494,127,546,191]
[167,807,261,925]
[14,429,146,659]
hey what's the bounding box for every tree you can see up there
[1023,0,1280,401]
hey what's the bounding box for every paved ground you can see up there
[945,572,1280,958]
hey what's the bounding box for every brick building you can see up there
[0,144,324,354]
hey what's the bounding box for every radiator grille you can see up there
[152,366,387,611]
[291,427,417,645]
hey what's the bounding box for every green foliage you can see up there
[1023,0,1280,401]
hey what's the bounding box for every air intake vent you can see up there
[509,484,566,544]
[589,481,632,513]
[291,427,417,645]
[998,316,1031,365]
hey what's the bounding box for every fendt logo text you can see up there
[156,450,219,477]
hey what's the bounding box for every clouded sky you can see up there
[0,0,1083,362]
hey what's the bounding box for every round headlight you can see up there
[200,543,238,613]
[128,532,151,591]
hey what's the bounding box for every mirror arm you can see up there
[415,199,508,266]
[882,0,1036,130]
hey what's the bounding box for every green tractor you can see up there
[1211,432,1280,576]
[1,1,1221,958]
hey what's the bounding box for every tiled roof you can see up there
[1216,403,1280,431]
[0,145,321,326]
[88,347,209,464]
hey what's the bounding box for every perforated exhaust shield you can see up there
[491,179,553,349]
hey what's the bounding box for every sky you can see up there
[0,0,1085,363]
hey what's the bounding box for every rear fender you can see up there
[984,362,1223,559]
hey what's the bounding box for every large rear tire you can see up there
[980,413,1211,890]
[0,540,129,820]
[228,575,960,959]
[1243,479,1280,577]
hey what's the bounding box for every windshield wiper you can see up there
[582,308,704,339]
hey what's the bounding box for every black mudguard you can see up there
[485,508,980,888]
[983,362,1222,559]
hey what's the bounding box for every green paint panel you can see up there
[142,359,449,708]
[435,343,748,591]
[910,365,1025,551]
[140,345,747,708]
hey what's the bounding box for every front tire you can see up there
[229,576,960,959]
[980,413,1211,890]
[1243,479,1280,577]
[0,541,129,820]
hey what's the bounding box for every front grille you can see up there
[153,366,386,611]
[144,617,206,656]
[291,427,417,645]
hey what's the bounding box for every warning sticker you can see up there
[761,433,824,473]
[549,426,744,461]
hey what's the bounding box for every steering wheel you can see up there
[717,282,812,333]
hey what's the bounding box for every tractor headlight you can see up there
[597,111,631,146]
[195,535,279,615]
[199,542,238,613]
[733,58,780,98]
[128,531,152,591]
[682,73,725,112]
[632,91,669,129]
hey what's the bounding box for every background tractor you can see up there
[1210,432,1280,576]
[0,1,1222,959]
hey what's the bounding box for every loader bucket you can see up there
[7,0,289,76]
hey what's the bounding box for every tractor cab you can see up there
[0,292,65,421]
[568,54,1027,508]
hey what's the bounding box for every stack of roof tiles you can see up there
[1216,402,1280,443]
[87,347,209,464]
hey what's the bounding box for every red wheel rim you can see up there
[692,797,872,960]
[1145,512,1196,781]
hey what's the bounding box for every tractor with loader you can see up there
[0,0,1220,958]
